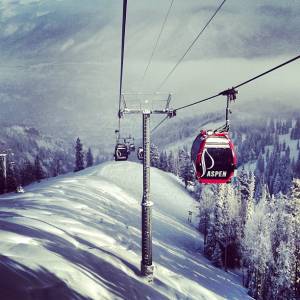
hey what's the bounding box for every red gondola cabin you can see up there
[191,130,237,184]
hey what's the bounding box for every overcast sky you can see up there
[0,0,299,138]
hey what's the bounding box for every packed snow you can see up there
[0,161,251,300]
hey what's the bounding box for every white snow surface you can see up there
[0,161,251,300]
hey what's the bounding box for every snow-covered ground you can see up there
[0,161,251,300]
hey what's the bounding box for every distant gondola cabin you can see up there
[129,144,136,152]
[137,147,144,160]
[114,144,128,161]
[191,130,237,184]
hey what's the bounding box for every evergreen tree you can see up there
[280,149,293,194]
[290,180,300,298]
[294,151,300,178]
[254,167,264,201]
[86,147,94,168]
[74,137,84,172]
[291,118,300,139]
[269,119,276,134]
[272,234,296,299]
[256,152,265,174]
[226,184,242,269]
[268,194,298,300]
[150,144,160,168]
[272,173,282,196]
[198,186,214,247]
[51,158,62,177]
[0,162,5,194]
[239,169,255,231]
[243,198,273,299]
[207,185,225,265]
[158,151,168,171]
[167,151,176,174]
[205,221,217,259]
[6,162,17,192]
[266,148,270,163]
[178,148,194,188]
[212,242,223,268]
[34,155,44,182]
[21,160,35,186]
[215,184,241,270]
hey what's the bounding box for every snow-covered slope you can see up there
[0,161,251,300]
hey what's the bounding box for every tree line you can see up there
[198,173,299,300]
[148,117,300,300]
[0,137,97,194]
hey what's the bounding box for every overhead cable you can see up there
[118,0,128,135]
[140,0,175,87]
[175,54,300,112]
[151,54,300,134]
[151,116,169,134]
[156,0,227,91]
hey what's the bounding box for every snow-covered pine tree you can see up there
[272,173,282,196]
[167,151,176,174]
[289,180,300,298]
[51,158,61,177]
[225,184,242,269]
[272,236,296,299]
[203,184,242,270]
[150,144,159,168]
[158,150,168,171]
[197,186,214,247]
[248,172,255,210]
[267,142,293,196]
[216,184,241,270]
[239,169,255,233]
[0,162,5,194]
[280,148,293,194]
[254,151,266,200]
[178,147,194,188]
[34,155,44,182]
[256,152,265,174]
[205,220,217,259]
[268,194,297,300]
[243,198,273,299]
[6,162,18,192]
[21,160,35,186]
[74,137,84,172]
[294,151,300,178]
[210,185,226,265]
[204,184,219,258]
[86,147,94,168]
[291,118,300,139]
[220,186,231,272]
[212,242,223,268]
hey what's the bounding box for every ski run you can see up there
[0,161,251,300]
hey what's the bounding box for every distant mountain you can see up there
[0,0,121,149]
